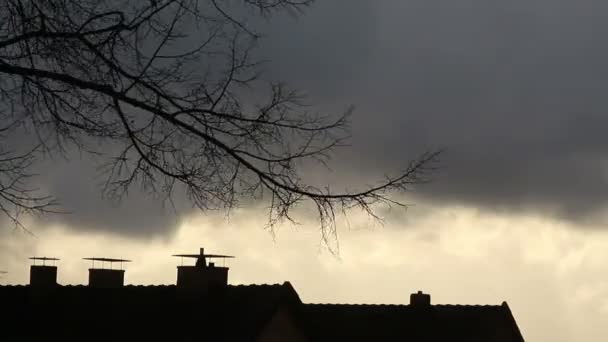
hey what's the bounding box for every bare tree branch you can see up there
[0,0,440,238]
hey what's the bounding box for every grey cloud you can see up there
[257,0,608,225]
[258,0,379,98]
[2,0,381,238]
[5,0,608,236]
[32,155,188,238]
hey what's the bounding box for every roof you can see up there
[0,284,525,341]
[301,302,525,342]
[0,282,301,341]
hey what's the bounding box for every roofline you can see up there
[501,301,526,342]
[281,281,302,304]
[303,303,506,308]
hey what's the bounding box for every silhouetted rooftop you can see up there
[0,283,301,340]
[302,302,525,342]
[0,283,525,341]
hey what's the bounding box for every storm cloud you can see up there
[5,0,608,235]
[4,3,608,340]
[260,0,608,225]
[35,156,185,238]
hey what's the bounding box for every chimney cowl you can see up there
[83,257,131,288]
[173,248,234,292]
[29,257,60,288]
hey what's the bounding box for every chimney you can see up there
[173,248,234,293]
[29,257,59,288]
[83,258,131,288]
[410,290,431,307]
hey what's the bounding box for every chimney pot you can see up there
[83,258,130,288]
[29,257,60,288]
[410,290,431,307]
[173,248,232,294]
[88,269,125,288]
[30,265,58,288]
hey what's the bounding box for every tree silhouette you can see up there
[0,0,439,237]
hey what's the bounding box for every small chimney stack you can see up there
[173,248,234,293]
[29,257,59,288]
[410,290,431,307]
[83,258,131,288]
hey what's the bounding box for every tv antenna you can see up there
[172,248,234,267]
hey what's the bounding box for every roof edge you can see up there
[501,301,526,342]
[303,303,506,308]
[281,281,303,305]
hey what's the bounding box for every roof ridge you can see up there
[305,303,407,307]
[1,283,292,288]
[123,284,176,287]
[434,304,504,308]
[228,282,287,288]
[305,303,504,308]
[0,285,27,288]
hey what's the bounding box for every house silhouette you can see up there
[0,248,525,341]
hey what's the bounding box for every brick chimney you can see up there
[173,248,233,294]
[410,291,431,307]
[83,258,131,288]
[29,257,59,288]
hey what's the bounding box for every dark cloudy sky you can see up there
[262,0,608,223]
[3,1,608,341]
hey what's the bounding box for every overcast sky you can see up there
[2,1,608,341]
